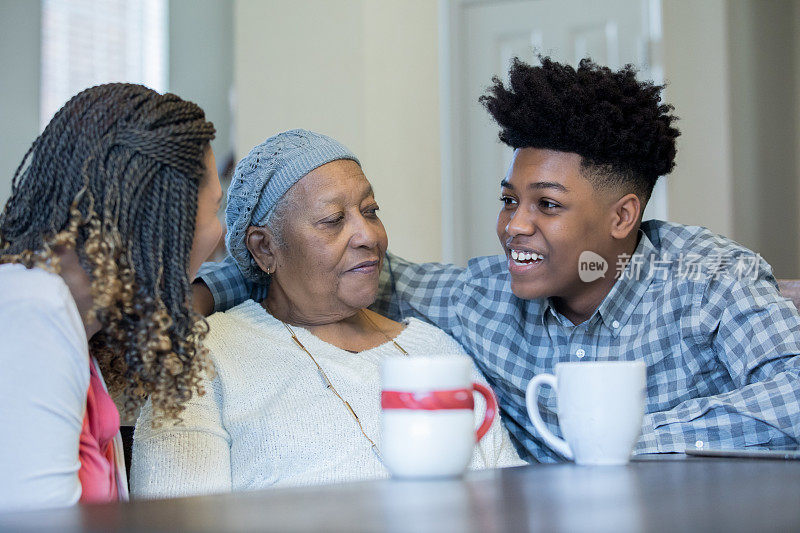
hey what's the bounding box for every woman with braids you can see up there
[0,83,223,511]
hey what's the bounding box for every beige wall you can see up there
[662,0,734,237]
[728,0,799,279]
[236,0,800,275]
[234,0,442,262]
[796,0,800,265]
[663,0,800,278]
[6,1,794,273]
[362,1,442,263]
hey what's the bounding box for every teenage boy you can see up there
[195,57,800,462]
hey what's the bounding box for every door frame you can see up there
[439,0,493,264]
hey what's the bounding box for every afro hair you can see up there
[479,56,680,202]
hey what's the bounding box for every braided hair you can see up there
[0,83,216,422]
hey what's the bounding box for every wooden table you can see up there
[2,456,799,532]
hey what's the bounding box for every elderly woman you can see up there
[131,129,523,498]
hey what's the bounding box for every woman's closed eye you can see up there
[320,213,344,225]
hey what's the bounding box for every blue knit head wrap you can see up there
[225,129,359,283]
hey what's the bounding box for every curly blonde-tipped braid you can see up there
[0,83,216,422]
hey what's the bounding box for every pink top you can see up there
[78,361,121,504]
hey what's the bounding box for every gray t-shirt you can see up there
[0,264,88,512]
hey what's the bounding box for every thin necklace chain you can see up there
[360,310,409,355]
[265,305,407,464]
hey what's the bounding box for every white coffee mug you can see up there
[381,356,497,478]
[526,361,646,465]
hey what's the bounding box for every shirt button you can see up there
[612,320,620,329]
[576,349,586,358]
[695,440,704,448]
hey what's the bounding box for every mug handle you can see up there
[473,382,498,442]
[525,374,574,460]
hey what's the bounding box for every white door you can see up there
[442,0,664,265]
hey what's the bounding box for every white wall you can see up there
[234,0,441,262]
[0,0,40,206]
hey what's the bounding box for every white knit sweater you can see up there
[131,300,524,498]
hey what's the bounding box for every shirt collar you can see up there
[538,230,656,334]
[594,229,656,335]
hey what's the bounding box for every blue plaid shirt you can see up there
[199,220,800,462]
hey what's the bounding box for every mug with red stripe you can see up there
[380,355,498,478]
